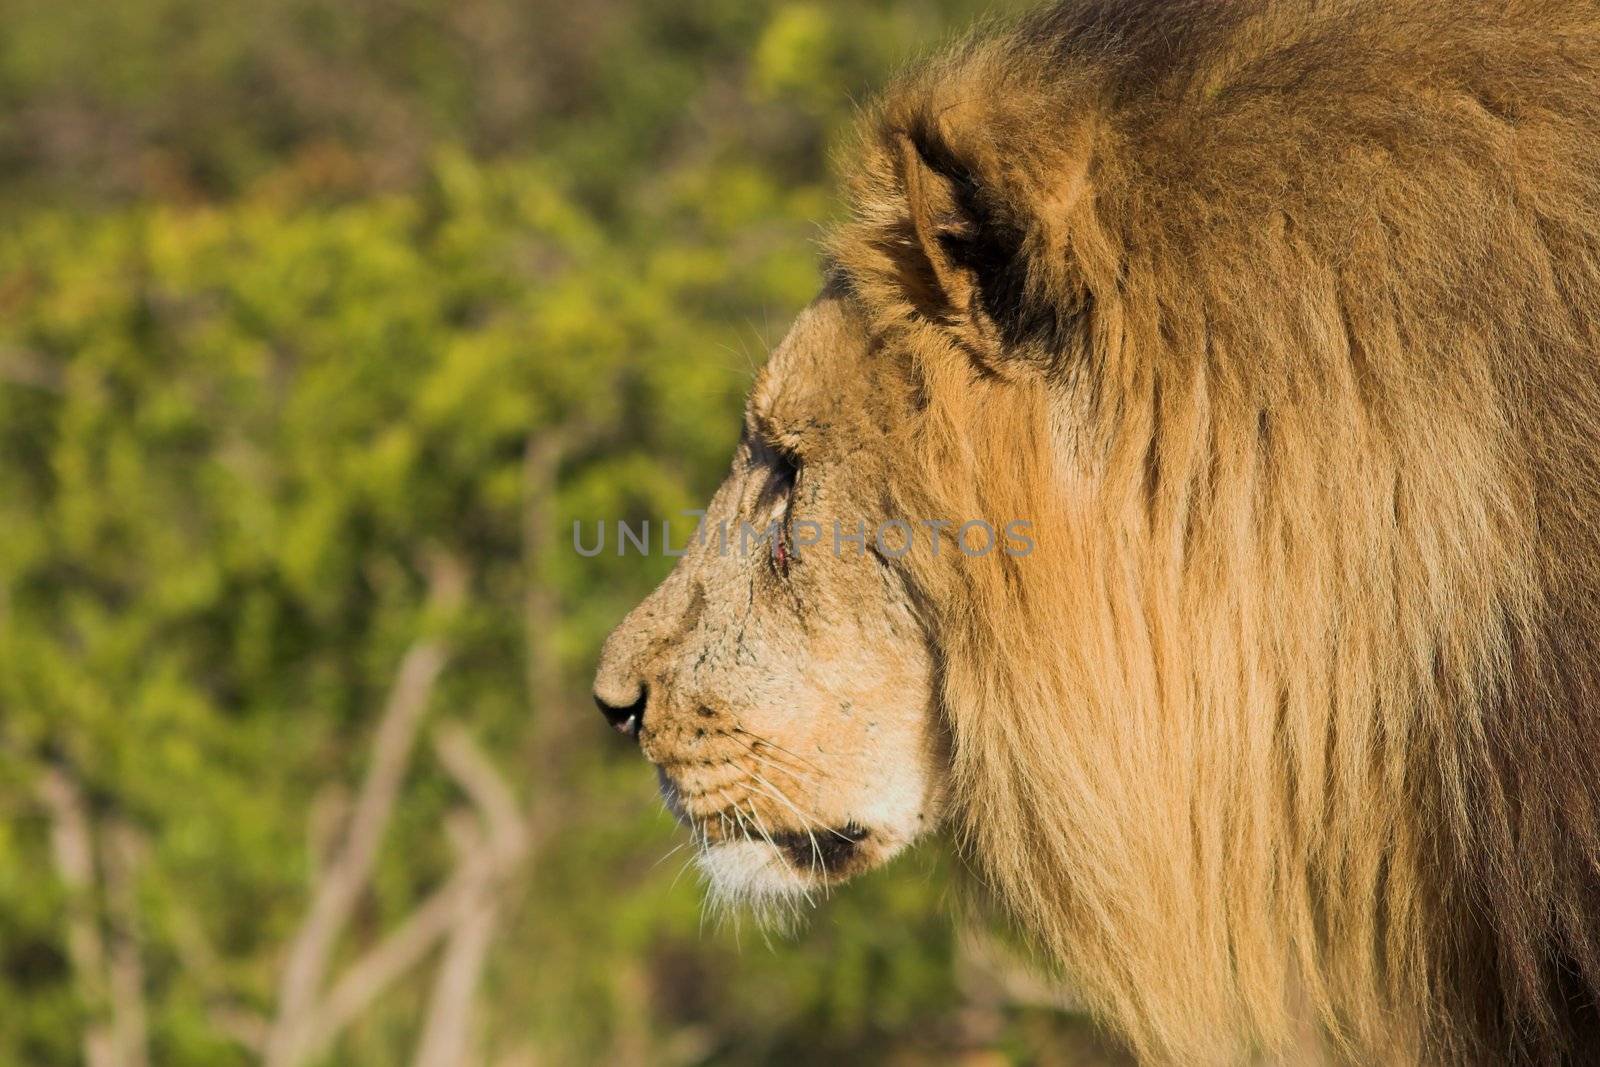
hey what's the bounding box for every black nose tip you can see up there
[595,685,647,738]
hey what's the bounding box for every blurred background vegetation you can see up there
[0,1,1130,1063]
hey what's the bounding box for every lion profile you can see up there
[595,1,1600,1062]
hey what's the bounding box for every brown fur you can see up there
[828,1,1600,1062]
[597,1,1600,1062]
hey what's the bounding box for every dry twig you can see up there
[37,766,149,1067]
[263,554,466,1067]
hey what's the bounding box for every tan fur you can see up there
[598,2,1600,1062]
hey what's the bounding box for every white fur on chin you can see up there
[695,839,813,930]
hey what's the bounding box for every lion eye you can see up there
[763,447,801,576]
[769,447,799,496]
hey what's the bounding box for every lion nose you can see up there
[594,683,648,739]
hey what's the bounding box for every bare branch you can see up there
[410,730,542,1067]
[264,556,466,1067]
[299,855,490,1059]
[36,765,116,1067]
[433,725,527,863]
[411,815,499,1067]
[412,885,497,1067]
[101,822,149,1067]
[261,544,557,1067]
[306,784,351,883]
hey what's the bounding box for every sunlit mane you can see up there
[827,1,1600,1062]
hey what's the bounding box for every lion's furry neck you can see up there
[831,1,1600,1062]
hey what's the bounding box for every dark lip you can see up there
[656,769,872,874]
[767,822,870,873]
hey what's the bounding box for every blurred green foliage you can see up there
[0,1,1128,1064]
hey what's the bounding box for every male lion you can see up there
[593,1,1600,1062]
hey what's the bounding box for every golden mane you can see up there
[828,1,1600,1062]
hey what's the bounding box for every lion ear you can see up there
[890,114,1092,373]
[894,126,1005,358]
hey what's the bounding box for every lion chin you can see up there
[693,826,899,923]
[658,768,917,917]
[693,841,816,926]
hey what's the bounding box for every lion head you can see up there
[595,2,1600,1063]
[593,278,953,915]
